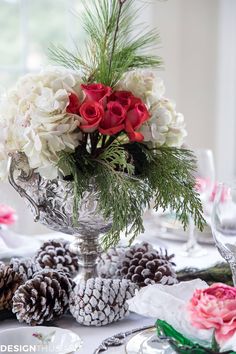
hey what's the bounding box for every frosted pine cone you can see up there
[9,258,41,282]
[0,265,24,310]
[34,239,79,276]
[12,270,74,325]
[70,278,137,326]
[116,242,177,287]
[97,246,126,278]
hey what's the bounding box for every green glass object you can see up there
[156,320,236,354]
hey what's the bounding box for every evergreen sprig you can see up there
[57,143,205,248]
[49,0,162,86]
[93,142,151,247]
[126,144,206,232]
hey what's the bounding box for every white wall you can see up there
[152,0,219,153]
[152,0,236,180]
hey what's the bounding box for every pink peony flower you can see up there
[188,283,236,346]
[0,204,17,225]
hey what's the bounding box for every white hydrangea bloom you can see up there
[118,69,187,148]
[117,69,165,106]
[0,66,83,180]
[140,98,187,148]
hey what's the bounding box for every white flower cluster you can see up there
[118,70,187,148]
[0,67,83,180]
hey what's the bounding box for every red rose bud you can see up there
[79,101,104,133]
[81,83,112,102]
[125,102,149,142]
[99,101,126,135]
[66,92,80,114]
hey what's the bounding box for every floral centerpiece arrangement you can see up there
[0,0,205,247]
[128,279,236,353]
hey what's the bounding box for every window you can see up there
[0,0,85,90]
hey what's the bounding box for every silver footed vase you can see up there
[8,152,112,282]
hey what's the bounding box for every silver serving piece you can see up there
[8,152,112,282]
[93,325,155,353]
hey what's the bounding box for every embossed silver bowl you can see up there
[9,152,112,282]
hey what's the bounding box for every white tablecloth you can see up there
[0,235,223,354]
[0,314,154,354]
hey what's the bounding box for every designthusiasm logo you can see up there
[32,331,56,345]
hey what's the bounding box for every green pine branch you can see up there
[49,0,162,86]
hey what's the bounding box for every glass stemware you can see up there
[211,183,236,286]
[181,149,215,257]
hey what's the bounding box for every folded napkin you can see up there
[127,279,213,345]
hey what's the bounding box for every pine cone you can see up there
[97,246,126,278]
[0,266,24,310]
[116,242,177,287]
[34,239,79,276]
[70,278,137,326]
[12,270,74,325]
[9,258,41,283]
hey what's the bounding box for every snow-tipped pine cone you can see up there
[97,246,126,278]
[34,239,79,276]
[70,278,137,326]
[12,270,74,325]
[116,242,177,287]
[9,258,41,282]
[0,265,24,310]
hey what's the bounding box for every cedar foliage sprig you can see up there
[49,0,162,87]
[58,143,206,248]
[125,144,205,231]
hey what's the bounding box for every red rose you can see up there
[108,91,133,110]
[79,101,104,133]
[125,102,149,142]
[66,93,80,114]
[81,83,112,102]
[99,102,126,135]
[109,91,142,111]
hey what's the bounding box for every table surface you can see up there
[0,234,223,354]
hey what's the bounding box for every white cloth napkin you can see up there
[127,279,213,345]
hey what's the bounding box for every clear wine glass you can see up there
[211,182,236,285]
[181,149,215,257]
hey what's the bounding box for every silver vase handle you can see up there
[8,153,40,222]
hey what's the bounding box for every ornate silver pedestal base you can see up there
[70,233,102,282]
[8,153,112,283]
